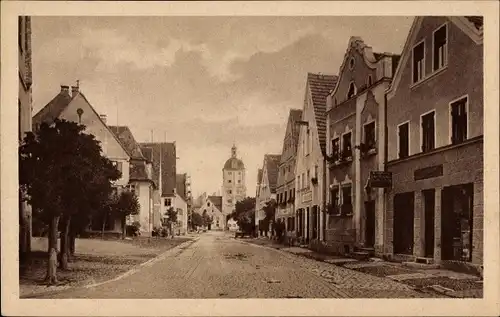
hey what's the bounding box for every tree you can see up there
[262,199,277,233]
[111,190,140,239]
[164,207,178,237]
[19,119,120,283]
[191,212,204,228]
[201,210,213,229]
[231,197,256,233]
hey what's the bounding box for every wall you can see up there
[385,138,483,265]
[60,95,130,185]
[134,181,152,235]
[174,193,188,234]
[387,17,483,162]
[222,168,246,215]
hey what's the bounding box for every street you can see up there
[35,231,426,299]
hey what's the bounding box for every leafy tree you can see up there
[201,210,213,229]
[163,207,178,237]
[111,190,140,239]
[231,197,256,233]
[262,199,277,230]
[19,119,120,283]
[191,212,204,228]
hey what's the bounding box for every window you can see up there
[331,137,340,160]
[314,165,318,178]
[289,189,293,201]
[367,75,373,87]
[364,121,376,148]
[451,97,468,144]
[347,82,356,99]
[330,186,340,206]
[307,170,310,185]
[301,173,305,189]
[228,179,232,183]
[433,24,448,71]
[421,111,436,152]
[284,191,287,202]
[207,202,210,207]
[112,161,123,174]
[342,132,352,158]
[164,198,172,207]
[297,175,300,189]
[349,57,355,70]
[238,180,241,184]
[398,122,410,159]
[413,41,425,83]
[228,190,232,194]
[341,185,353,214]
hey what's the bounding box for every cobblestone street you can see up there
[32,231,437,299]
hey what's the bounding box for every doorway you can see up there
[393,192,415,255]
[305,207,310,242]
[364,200,375,248]
[441,184,474,262]
[311,206,318,240]
[423,189,435,258]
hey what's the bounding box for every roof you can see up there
[139,142,177,197]
[109,126,146,161]
[465,16,483,30]
[224,157,245,170]
[264,154,281,193]
[207,195,222,212]
[257,168,263,184]
[129,161,153,184]
[176,173,187,200]
[32,89,73,128]
[307,73,338,155]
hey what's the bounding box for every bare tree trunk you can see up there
[45,216,60,285]
[59,215,71,270]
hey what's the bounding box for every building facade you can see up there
[197,196,224,230]
[325,37,399,256]
[384,16,483,272]
[19,16,33,256]
[221,145,247,219]
[255,154,281,234]
[295,73,337,244]
[276,109,302,234]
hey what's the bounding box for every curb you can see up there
[20,237,198,299]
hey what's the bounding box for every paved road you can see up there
[36,231,424,298]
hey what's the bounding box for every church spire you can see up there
[231,143,237,158]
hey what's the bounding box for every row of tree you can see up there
[19,119,139,284]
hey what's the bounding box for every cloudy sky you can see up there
[31,16,413,198]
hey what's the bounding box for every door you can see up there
[441,184,474,261]
[393,192,415,255]
[311,206,318,240]
[423,189,435,258]
[365,200,375,248]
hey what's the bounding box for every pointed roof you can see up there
[139,142,177,197]
[307,73,338,155]
[264,154,281,193]
[207,195,223,212]
[109,126,146,161]
[32,86,130,160]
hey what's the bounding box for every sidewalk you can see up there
[245,237,483,298]
[20,236,195,298]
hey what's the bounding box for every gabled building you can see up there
[276,109,302,234]
[175,173,191,234]
[109,126,156,236]
[255,154,281,235]
[384,16,483,272]
[295,73,338,244]
[18,16,33,257]
[139,142,177,228]
[33,85,131,234]
[197,195,224,231]
[325,37,400,256]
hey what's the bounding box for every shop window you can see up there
[398,122,410,158]
[413,41,425,83]
[451,97,468,144]
[433,24,448,71]
[421,111,436,152]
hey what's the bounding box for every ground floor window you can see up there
[441,183,474,262]
[393,192,415,255]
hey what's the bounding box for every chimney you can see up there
[60,85,70,94]
[71,86,79,98]
[99,114,107,124]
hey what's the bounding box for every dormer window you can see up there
[349,57,355,70]
[347,82,356,99]
[367,75,373,87]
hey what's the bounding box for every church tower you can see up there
[222,144,247,218]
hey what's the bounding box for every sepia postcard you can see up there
[1,1,499,316]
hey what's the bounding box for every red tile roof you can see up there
[307,73,338,155]
[139,142,177,197]
[208,195,223,212]
[264,154,281,193]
